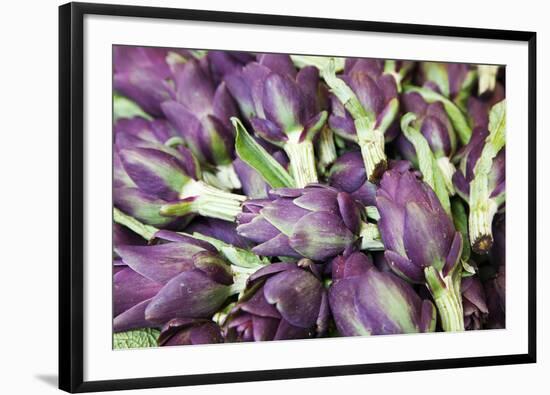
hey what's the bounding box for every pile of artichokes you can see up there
[112,47,506,348]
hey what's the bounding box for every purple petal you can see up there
[113,299,155,333]
[263,268,323,328]
[262,73,303,132]
[145,270,231,323]
[384,250,424,283]
[289,211,356,261]
[113,267,163,316]
[252,233,301,258]
[172,59,215,114]
[257,54,297,78]
[115,242,208,284]
[119,147,190,200]
[250,117,286,144]
[337,192,361,235]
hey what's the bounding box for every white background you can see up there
[0,0,547,394]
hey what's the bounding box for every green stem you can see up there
[229,265,258,297]
[469,191,498,253]
[284,139,319,188]
[215,163,242,190]
[161,180,246,222]
[424,266,464,332]
[356,117,387,182]
[191,232,270,268]
[436,156,457,195]
[316,125,338,173]
[477,65,499,96]
[359,221,384,251]
[113,207,157,241]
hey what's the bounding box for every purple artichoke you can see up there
[329,252,436,336]
[158,318,224,346]
[113,266,163,332]
[114,231,236,329]
[461,276,489,330]
[161,59,241,188]
[236,185,363,261]
[223,261,328,341]
[225,54,327,187]
[114,133,245,226]
[113,46,178,117]
[376,169,464,331]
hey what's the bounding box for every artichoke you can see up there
[236,185,368,261]
[158,318,224,346]
[223,261,328,341]
[376,169,464,331]
[329,251,436,336]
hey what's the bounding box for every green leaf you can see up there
[400,113,451,215]
[113,328,160,349]
[403,85,472,145]
[113,94,153,121]
[232,117,295,188]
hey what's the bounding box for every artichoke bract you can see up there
[329,252,436,336]
[236,185,364,261]
[376,169,464,331]
[161,59,242,190]
[114,231,251,329]
[461,276,489,330]
[225,54,327,187]
[158,318,224,346]
[328,151,377,206]
[223,261,328,341]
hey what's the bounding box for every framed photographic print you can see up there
[59,2,537,393]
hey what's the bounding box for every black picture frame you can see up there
[59,2,537,393]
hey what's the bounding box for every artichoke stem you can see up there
[436,156,457,195]
[284,139,319,188]
[316,126,338,173]
[355,117,387,183]
[469,196,498,254]
[425,266,464,332]
[162,180,246,222]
